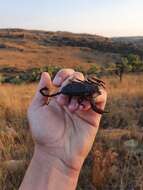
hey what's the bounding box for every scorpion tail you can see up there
[91,99,108,114]
[40,87,49,97]
[48,92,61,97]
[40,87,61,97]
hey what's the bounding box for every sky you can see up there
[0,0,143,37]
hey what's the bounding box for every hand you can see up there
[28,68,107,176]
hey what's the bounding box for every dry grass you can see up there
[0,47,89,71]
[0,84,35,190]
[0,74,143,190]
[106,73,143,97]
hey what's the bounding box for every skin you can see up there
[19,68,107,190]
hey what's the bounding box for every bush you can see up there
[1,66,62,84]
[0,74,5,83]
[9,76,23,84]
[74,66,86,74]
[87,65,101,76]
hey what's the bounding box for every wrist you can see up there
[20,146,80,190]
[33,145,80,178]
[31,145,81,189]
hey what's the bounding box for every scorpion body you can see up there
[40,76,106,114]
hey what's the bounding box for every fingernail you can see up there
[53,76,62,86]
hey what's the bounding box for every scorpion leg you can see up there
[88,75,105,85]
[87,78,106,89]
[68,95,73,104]
[77,96,85,107]
[74,79,101,88]
[70,77,105,89]
[87,76,106,88]
[84,79,104,88]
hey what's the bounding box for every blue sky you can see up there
[0,0,143,37]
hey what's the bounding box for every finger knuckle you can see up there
[59,68,75,76]
[74,72,84,80]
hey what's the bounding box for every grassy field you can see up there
[0,74,143,190]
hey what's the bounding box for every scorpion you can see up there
[40,75,106,114]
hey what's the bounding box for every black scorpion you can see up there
[40,76,106,114]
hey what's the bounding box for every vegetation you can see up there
[0,29,143,82]
[0,66,62,84]
[1,56,143,84]
[0,74,143,190]
[115,54,143,81]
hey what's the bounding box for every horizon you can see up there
[0,0,143,37]
[1,27,143,38]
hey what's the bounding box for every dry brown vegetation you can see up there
[0,74,143,190]
[1,28,143,80]
[0,29,114,75]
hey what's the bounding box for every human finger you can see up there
[79,100,91,111]
[30,72,51,108]
[52,68,75,86]
[95,88,107,110]
[68,97,79,112]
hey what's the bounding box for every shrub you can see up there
[74,66,86,74]
[5,76,23,84]
[0,74,5,83]
[87,64,101,76]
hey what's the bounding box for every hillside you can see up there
[112,36,143,41]
[112,36,143,49]
[0,29,143,78]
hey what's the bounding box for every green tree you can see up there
[87,64,101,75]
[115,57,131,82]
[115,54,143,82]
[126,54,142,72]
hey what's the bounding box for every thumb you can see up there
[31,72,51,108]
